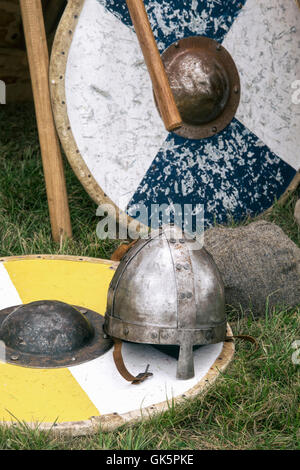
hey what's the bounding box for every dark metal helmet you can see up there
[104,225,226,381]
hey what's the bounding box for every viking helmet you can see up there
[104,225,226,382]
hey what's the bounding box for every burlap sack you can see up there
[204,220,300,316]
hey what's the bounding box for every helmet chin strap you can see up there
[112,338,153,385]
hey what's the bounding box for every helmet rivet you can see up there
[176,264,182,270]
[205,329,214,341]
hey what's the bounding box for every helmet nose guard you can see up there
[177,332,195,380]
[104,225,226,381]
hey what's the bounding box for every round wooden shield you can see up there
[0,255,233,435]
[50,0,300,228]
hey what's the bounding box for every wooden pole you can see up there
[19,0,72,242]
[126,0,182,132]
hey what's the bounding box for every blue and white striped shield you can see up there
[51,0,300,229]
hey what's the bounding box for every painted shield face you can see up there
[50,0,299,231]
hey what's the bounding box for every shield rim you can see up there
[49,0,300,228]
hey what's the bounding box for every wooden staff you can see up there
[126,0,182,132]
[19,0,72,242]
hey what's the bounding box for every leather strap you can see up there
[112,335,257,383]
[113,338,153,384]
[226,334,259,355]
[110,240,138,261]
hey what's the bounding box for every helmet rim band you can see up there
[104,315,227,347]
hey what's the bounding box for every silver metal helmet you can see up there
[104,225,226,382]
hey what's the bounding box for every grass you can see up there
[0,103,299,450]
[0,103,119,259]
